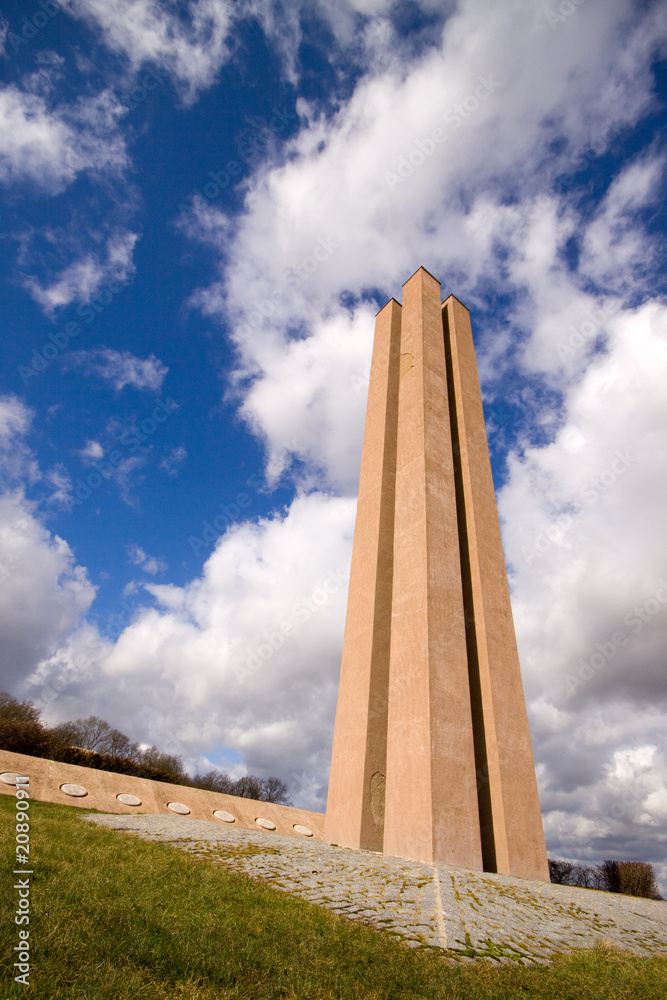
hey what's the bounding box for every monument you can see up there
[325,267,549,882]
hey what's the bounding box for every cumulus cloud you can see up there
[500,299,667,713]
[24,231,138,316]
[67,348,167,392]
[67,0,235,105]
[186,0,665,489]
[0,406,97,692]
[0,84,128,192]
[0,493,96,690]
[27,493,354,809]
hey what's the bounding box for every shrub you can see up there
[602,860,662,900]
[0,717,56,757]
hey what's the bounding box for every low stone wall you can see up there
[0,749,324,841]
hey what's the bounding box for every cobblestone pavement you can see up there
[84,813,667,964]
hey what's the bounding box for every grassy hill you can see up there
[1,796,666,999]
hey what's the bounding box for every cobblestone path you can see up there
[85,813,667,964]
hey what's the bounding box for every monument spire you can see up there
[325,267,548,881]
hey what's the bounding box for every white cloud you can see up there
[0,402,106,701]
[0,396,40,488]
[238,307,374,491]
[580,153,666,290]
[28,492,354,810]
[113,455,146,507]
[126,543,167,575]
[24,231,138,316]
[0,84,128,192]
[159,445,187,476]
[0,494,95,693]
[186,0,665,491]
[44,464,74,508]
[499,299,667,714]
[67,348,167,392]
[68,0,235,104]
[79,440,104,462]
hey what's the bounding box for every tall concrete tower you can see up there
[325,267,548,882]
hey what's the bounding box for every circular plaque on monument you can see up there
[255,817,276,831]
[0,772,22,785]
[293,824,314,837]
[167,801,190,815]
[117,793,142,806]
[60,783,88,797]
[213,809,236,823]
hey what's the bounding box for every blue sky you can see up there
[1,0,666,883]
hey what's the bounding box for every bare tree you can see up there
[569,864,592,888]
[262,776,292,805]
[588,865,609,891]
[104,728,138,763]
[234,776,265,800]
[548,859,577,885]
[51,716,114,752]
[190,770,237,794]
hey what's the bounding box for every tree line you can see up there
[0,692,290,805]
[548,858,662,900]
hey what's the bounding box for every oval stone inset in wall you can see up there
[117,793,142,806]
[293,824,313,837]
[0,772,22,785]
[167,801,190,815]
[255,817,276,831]
[60,783,87,797]
[213,809,235,823]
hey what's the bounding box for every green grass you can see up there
[2,797,667,999]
